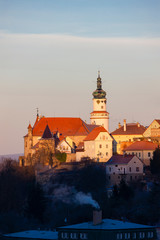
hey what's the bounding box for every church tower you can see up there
[90,72,109,131]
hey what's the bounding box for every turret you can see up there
[90,72,109,131]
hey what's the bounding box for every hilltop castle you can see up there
[20,72,113,166]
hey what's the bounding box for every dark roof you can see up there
[58,218,153,230]
[42,124,53,139]
[106,155,135,165]
[111,123,146,135]
[155,119,160,125]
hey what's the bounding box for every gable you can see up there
[143,119,160,137]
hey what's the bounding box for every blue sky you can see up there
[0,0,160,154]
[0,0,160,37]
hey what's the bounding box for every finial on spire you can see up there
[36,107,39,117]
[98,70,100,78]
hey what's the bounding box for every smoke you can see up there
[53,185,100,209]
[75,192,100,209]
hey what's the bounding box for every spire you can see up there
[36,107,39,117]
[28,122,32,129]
[92,72,106,99]
[97,71,102,90]
[42,124,53,139]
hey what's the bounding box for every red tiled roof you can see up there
[106,155,134,165]
[84,126,108,141]
[111,123,146,135]
[42,124,53,139]
[124,141,158,151]
[32,117,91,137]
[33,115,39,128]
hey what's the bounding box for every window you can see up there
[148,232,153,238]
[124,233,130,239]
[136,167,139,172]
[139,153,141,157]
[106,144,108,148]
[109,167,111,172]
[115,165,118,167]
[61,232,69,239]
[129,167,131,172]
[101,106,104,109]
[80,233,88,239]
[25,142,27,147]
[106,152,108,156]
[148,152,151,157]
[133,232,136,239]
[139,232,145,239]
[117,233,122,239]
[70,233,78,239]
[99,144,102,148]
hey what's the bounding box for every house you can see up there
[106,155,144,185]
[111,120,146,154]
[143,119,160,138]
[123,141,158,166]
[57,210,156,240]
[76,126,113,162]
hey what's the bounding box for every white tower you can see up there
[90,72,109,131]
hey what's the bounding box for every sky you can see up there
[0,0,160,155]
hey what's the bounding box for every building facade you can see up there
[106,155,144,185]
[111,120,146,154]
[76,126,113,162]
[124,141,158,166]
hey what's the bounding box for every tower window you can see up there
[101,106,104,109]
[99,144,102,148]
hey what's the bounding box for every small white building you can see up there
[106,155,144,185]
[76,126,113,162]
[124,141,158,166]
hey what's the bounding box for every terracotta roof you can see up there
[42,124,53,139]
[33,115,39,128]
[106,155,135,165]
[111,123,146,135]
[84,126,108,141]
[32,117,91,137]
[124,141,158,151]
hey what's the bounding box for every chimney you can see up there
[118,122,121,129]
[93,210,102,225]
[124,119,126,132]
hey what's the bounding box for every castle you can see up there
[20,72,113,166]
[20,72,160,168]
